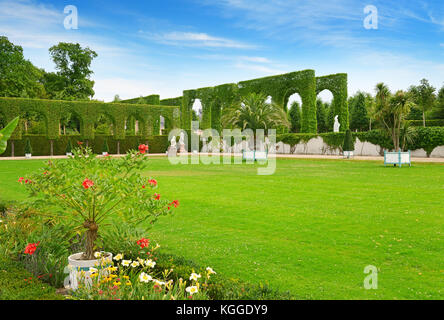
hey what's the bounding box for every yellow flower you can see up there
[122,275,129,280]
[206,267,216,274]
[94,252,102,258]
[139,272,152,283]
[89,267,98,274]
[113,281,121,286]
[131,261,140,268]
[125,281,132,286]
[145,259,156,268]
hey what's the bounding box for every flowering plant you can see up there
[20,145,179,260]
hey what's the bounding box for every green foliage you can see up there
[0,36,46,99]
[316,99,328,133]
[21,147,178,259]
[65,139,72,154]
[408,119,444,127]
[102,138,109,153]
[222,92,290,131]
[121,95,161,105]
[45,43,98,100]
[431,86,444,119]
[288,101,302,133]
[0,97,179,141]
[349,92,370,131]
[0,255,63,300]
[409,79,436,127]
[24,138,32,155]
[316,73,349,132]
[0,116,19,154]
[342,129,354,151]
[407,126,444,156]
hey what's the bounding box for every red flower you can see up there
[24,241,40,255]
[43,171,48,175]
[137,238,150,249]
[77,141,84,146]
[148,179,157,187]
[142,185,146,189]
[171,200,179,208]
[82,178,94,189]
[18,177,24,183]
[138,144,149,154]
[154,193,160,200]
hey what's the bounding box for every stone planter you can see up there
[67,252,113,290]
[66,152,72,156]
[102,152,108,156]
[25,153,32,159]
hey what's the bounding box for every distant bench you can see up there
[384,150,411,167]
[242,150,268,161]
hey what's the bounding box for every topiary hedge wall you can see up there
[0,97,179,142]
[277,127,444,156]
[0,135,169,157]
[120,95,161,105]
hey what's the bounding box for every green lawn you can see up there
[1,158,443,299]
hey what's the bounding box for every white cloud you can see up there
[234,62,284,75]
[139,31,256,49]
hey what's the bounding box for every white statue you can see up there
[333,115,340,133]
[170,136,177,148]
[179,132,185,145]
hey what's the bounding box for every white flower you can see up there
[137,258,145,266]
[89,267,98,274]
[139,272,152,283]
[121,260,131,267]
[186,286,198,295]
[153,279,165,286]
[206,267,216,274]
[145,259,156,268]
[113,253,123,261]
[189,273,201,281]
[131,261,140,268]
[94,252,102,258]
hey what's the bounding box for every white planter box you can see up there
[384,151,411,167]
[66,152,72,156]
[25,153,32,159]
[67,252,113,290]
[102,152,108,156]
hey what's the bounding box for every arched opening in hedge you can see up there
[60,111,82,135]
[21,110,47,135]
[286,93,303,133]
[317,89,334,132]
[95,112,115,135]
[192,99,202,121]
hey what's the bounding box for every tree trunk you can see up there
[117,141,120,155]
[369,119,372,131]
[50,140,54,156]
[423,111,426,127]
[11,141,15,157]
[82,221,98,260]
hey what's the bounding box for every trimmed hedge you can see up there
[0,135,169,157]
[277,127,444,156]
[408,119,444,127]
[0,97,179,141]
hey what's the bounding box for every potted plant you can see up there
[342,129,354,159]
[20,144,178,290]
[0,117,19,155]
[65,139,73,156]
[24,138,33,159]
[102,138,109,156]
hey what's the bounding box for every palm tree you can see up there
[222,92,289,131]
[375,83,415,151]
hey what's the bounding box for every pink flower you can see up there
[18,177,24,183]
[82,178,94,189]
[154,193,160,200]
[148,179,157,187]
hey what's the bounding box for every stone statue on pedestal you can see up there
[333,115,340,133]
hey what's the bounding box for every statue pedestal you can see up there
[168,146,177,156]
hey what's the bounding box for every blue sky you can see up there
[1,0,443,104]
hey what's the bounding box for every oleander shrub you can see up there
[24,138,32,155]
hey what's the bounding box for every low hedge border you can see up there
[0,135,169,157]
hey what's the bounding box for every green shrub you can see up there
[342,129,354,151]
[102,138,109,153]
[408,119,444,127]
[24,138,32,154]
[65,139,72,154]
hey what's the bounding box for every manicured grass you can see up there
[1,158,443,299]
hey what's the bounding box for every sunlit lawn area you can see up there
[1,157,443,299]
